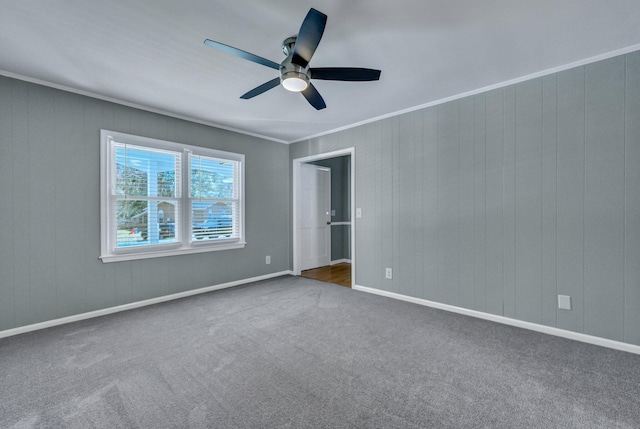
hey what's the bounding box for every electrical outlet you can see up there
[558,295,571,310]
[385,268,393,279]
[265,255,271,265]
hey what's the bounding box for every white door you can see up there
[298,163,331,270]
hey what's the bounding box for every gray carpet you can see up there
[1,276,639,428]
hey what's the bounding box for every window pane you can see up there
[192,202,233,241]
[115,146,178,197]
[116,200,149,247]
[191,155,236,199]
[157,170,176,198]
[157,201,178,241]
[115,200,178,247]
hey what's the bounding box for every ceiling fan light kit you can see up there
[204,8,381,109]
[281,74,309,92]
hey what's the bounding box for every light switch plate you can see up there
[356,208,362,218]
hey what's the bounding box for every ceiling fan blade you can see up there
[240,78,281,99]
[291,8,327,68]
[309,67,381,81]
[204,39,280,70]
[301,83,326,110]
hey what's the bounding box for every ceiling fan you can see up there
[204,8,381,110]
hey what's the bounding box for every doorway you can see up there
[293,148,355,288]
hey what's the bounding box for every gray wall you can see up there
[290,51,640,346]
[0,76,290,332]
[310,156,351,261]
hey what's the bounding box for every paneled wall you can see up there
[0,76,291,332]
[290,51,640,346]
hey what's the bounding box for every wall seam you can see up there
[459,102,463,305]
[623,54,627,341]
[582,65,587,333]
[420,113,424,297]
[26,84,32,325]
[514,84,518,319]
[484,95,488,312]
[470,99,475,309]
[418,113,423,299]
[540,79,544,324]
[10,79,17,328]
[501,89,506,316]
[502,91,505,316]
[437,108,441,302]
[555,75,559,327]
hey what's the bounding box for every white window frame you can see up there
[100,130,245,263]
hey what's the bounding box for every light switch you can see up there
[356,208,362,218]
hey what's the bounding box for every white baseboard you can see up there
[330,259,351,265]
[353,284,640,356]
[0,271,293,340]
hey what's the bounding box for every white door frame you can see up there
[293,147,355,287]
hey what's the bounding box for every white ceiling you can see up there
[1,1,640,143]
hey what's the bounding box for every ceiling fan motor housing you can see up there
[280,36,310,90]
[281,36,297,57]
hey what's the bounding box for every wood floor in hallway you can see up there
[301,263,351,288]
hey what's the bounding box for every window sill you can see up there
[100,242,247,263]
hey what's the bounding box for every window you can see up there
[100,130,245,262]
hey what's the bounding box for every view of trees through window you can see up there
[114,146,179,246]
[113,149,237,246]
[190,155,237,240]
[190,156,235,200]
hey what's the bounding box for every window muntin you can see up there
[100,130,245,262]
